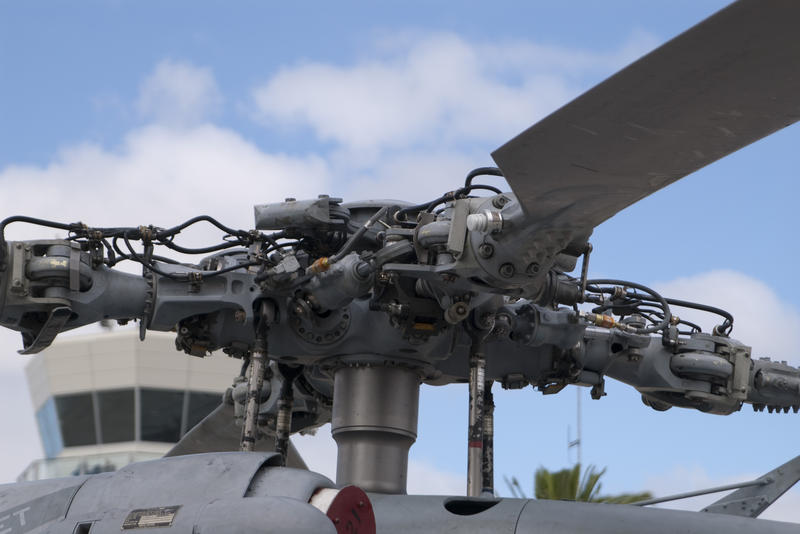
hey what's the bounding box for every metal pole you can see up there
[577,387,582,466]
[632,479,767,506]
[241,301,275,453]
[274,364,301,466]
[332,364,420,494]
[240,350,267,452]
[467,340,486,497]
[481,380,494,495]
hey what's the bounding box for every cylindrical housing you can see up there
[332,365,420,494]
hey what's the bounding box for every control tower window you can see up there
[97,389,135,443]
[55,393,97,447]
[186,392,221,431]
[140,388,183,443]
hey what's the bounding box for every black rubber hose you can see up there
[586,279,672,334]
[0,216,80,270]
[155,215,248,239]
[464,166,504,188]
[331,206,388,262]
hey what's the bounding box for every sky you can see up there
[2,0,800,524]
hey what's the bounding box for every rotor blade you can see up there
[492,0,800,229]
[165,402,308,470]
[702,454,800,518]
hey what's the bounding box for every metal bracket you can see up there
[702,454,800,518]
[18,305,72,354]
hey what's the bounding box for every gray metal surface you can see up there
[165,403,308,470]
[493,0,800,229]
[0,453,342,533]
[369,494,800,533]
[332,365,420,494]
[703,455,800,518]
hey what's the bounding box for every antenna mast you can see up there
[568,388,582,465]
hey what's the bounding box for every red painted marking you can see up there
[468,441,483,448]
[326,485,376,534]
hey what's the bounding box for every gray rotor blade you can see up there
[492,0,800,229]
[165,402,308,470]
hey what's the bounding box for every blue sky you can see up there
[2,0,800,522]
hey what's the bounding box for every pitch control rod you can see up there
[467,335,487,496]
[274,364,302,465]
[240,349,267,452]
[240,301,275,452]
[481,381,495,495]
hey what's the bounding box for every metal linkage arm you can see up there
[579,326,800,415]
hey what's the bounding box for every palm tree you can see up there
[506,464,652,504]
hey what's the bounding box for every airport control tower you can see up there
[18,329,240,481]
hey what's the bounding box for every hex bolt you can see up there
[526,262,540,275]
[478,243,494,259]
[498,263,515,278]
[492,196,509,209]
[445,302,470,324]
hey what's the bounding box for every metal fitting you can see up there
[491,196,509,209]
[466,210,503,233]
[444,302,470,324]
[526,262,540,275]
[308,257,332,274]
[478,243,494,259]
[498,263,515,278]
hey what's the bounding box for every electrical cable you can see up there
[585,279,671,334]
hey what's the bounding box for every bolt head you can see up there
[499,263,515,278]
[526,262,540,275]
[492,196,509,209]
[478,243,494,259]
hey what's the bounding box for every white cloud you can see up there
[0,29,659,490]
[137,60,223,126]
[645,464,800,524]
[292,424,465,495]
[0,124,331,240]
[654,270,800,364]
[251,31,658,154]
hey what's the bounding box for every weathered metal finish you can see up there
[332,365,420,494]
[493,0,800,231]
[368,494,800,534]
[166,403,308,469]
[703,455,800,518]
[466,341,486,497]
[482,381,495,495]
[240,350,267,452]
